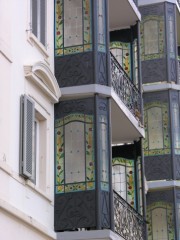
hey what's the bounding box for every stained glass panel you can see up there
[148,107,163,150]
[144,102,170,156]
[141,16,164,61]
[55,113,95,193]
[110,41,131,78]
[55,0,92,56]
[100,115,109,191]
[147,202,174,240]
[97,0,106,52]
[172,102,180,154]
[169,14,175,58]
[112,158,136,208]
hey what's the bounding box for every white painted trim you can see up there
[57,230,124,240]
[0,198,56,239]
[143,82,180,92]
[139,0,176,6]
[24,61,61,103]
[148,180,180,190]
[61,84,145,139]
[128,0,141,21]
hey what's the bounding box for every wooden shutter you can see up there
[20,95,35,178]
[40,0,46,45]
[32,0,38,37]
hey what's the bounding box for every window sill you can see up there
[27,32,49,61]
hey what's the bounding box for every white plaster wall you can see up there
[0,0,56,239]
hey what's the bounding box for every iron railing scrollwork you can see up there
[114,191,146,240]
[110,53,141,122]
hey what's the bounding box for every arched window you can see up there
[144,102,170,156]
[140,16,164,61]
[147,202,175,240]
[55,113,95,193]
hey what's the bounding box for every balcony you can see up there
[114,191,146,240]
[110,53,144,144]
[110,53,141,121]
[109,0,141,30]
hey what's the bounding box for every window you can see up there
[140,16,164,61]
[31,0,46,46]
[20,95,47,191]
[147,202,175,240]
[55,113,95,194]
[143,102,171,156]
[112,157,136,209]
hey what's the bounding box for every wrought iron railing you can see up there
[114,191,146,240]
[110,53,141,121]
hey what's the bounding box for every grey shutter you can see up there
[20,95,35,178]
[32,0,38,37]
[40,0,46,45]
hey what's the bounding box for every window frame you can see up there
[30,0,47,46]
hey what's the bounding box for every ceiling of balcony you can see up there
[108,0,141,30]
[111,98,144,144]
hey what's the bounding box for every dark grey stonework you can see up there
[55,52,94,87]
[147,190,174,205]
[140,3,164,17]
[54,191,96,231]
[101,191,110,229]
[141,59,167,84]
[175,156,180,180]
[97,53,108,85]
[55,98,95,119]
[144,91,169,104]
[144,155,172,181]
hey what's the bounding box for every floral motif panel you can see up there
[147,202,174,240]
[97,0,106,52]
[55,113,95,193]
[144,102,170,156]
[137,157,143,215]
[110,41,131,78]
[55,0,92,56]
[112,157,136,209]
[140,16,165,61]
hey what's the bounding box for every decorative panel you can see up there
[141,58,167,84]
[54,191,96,231]
[55,52,93,87]
[55,113,95,193]
[97,0,106,52]
[140,16,165,61]
[147,202,174,240]
[110,41,131,78]
[144,102,170,156]
[100,114,109,191]
[112,157,136,209]
[55,0,92,56]
[137,157,143,215]
[168,14,175,59]
[145,155,172,181]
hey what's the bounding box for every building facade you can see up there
[0,0,147,240]
[139,0,180,239]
